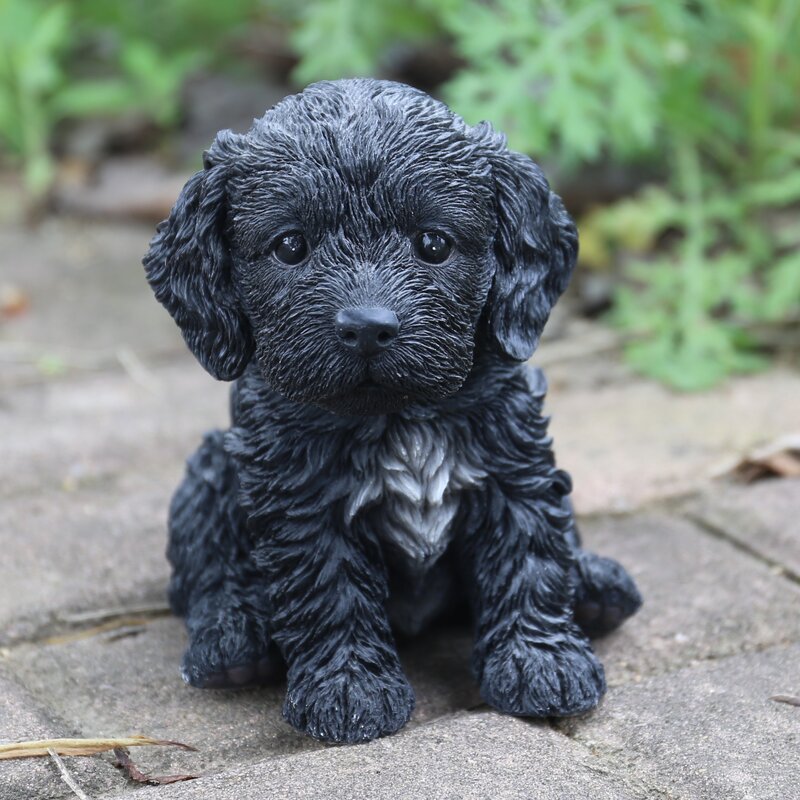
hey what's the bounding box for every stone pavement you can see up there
[1,218,799,799]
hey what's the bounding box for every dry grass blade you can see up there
[113,747,199,785]
[0,735,196,760]
[42,617,162,646]
[57,603,171,625]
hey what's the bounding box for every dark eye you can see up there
[272,232,308,265]
[414,231,452,264]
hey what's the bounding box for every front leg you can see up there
[462,483,606,716]
[253,509,414,743]
[460,397,606,717]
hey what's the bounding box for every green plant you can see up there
[289,0,446,84]
[287,0,800,389]
[287,1,684,162]
[0,0,230,202]
[72,0,262,55]
[0,1,76,199]
[58,40,202,128]
[592,0,800,389]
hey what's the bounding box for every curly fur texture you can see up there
[144,78,642,743]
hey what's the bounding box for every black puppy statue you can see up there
[144,78,641,744]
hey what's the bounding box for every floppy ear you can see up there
[483,136,578,361]
[143,147,253,381]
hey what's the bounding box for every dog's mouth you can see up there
[313,373,419,416]
[353,377,390,392]
[262,352,468,417]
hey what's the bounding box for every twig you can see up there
[770,694,800,707]
[113,747,199,786]
[116,347,162,393]
[47,748,91,800]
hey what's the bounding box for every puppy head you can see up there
[144,79,577,415]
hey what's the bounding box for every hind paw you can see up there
[181,613,282,689]
[573,553,642,639]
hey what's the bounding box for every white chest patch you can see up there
[345,419,486,567]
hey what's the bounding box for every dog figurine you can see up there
[144,78,642,744]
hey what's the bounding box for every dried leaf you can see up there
[0,735,195,761]
[0,284,29,318]
[113,747,199,785]
[723,434,800,483]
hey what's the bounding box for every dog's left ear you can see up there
[482,136,578,361]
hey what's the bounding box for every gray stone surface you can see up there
[684,478,800,578]
[4,618,479,779]
[579,513,800,686]
[0,670,120,800]
[109,711,651,800]
[0,360,228,499]
[545,368,800,513]
[5,504,800,800]
[0,481,171,645]
[0,361,227,642]
[0,219,184,388]
[562,644,800,800]
[4,214,799,517]
[4,617,320,778]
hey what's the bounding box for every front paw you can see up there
[478,635,606,718]
[284,664,415,743]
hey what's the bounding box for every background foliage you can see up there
[1,0,798,390]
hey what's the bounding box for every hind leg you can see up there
[168,431,282,688]
[564,507,643,639]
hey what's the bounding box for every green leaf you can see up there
[290,0,437,83]
[742,172,800,207]
[762,250,800,319]
[50,80,135,117]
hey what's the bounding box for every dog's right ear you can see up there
[143,143,253,381]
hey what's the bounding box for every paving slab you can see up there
[109,710,653,800]
[0,363,230,644]
[545,368,800,513]
[0,359,228,500]
[562,644,800,800]
[0,481,172,645]
[0,219,183,388]
[0,670,120,800]
[4,507,798,791]
[2,617,319,779]
[579,513,800,686]
[2,618,479,780]
[683,478,800,578]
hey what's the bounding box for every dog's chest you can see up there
[345,418,485,567]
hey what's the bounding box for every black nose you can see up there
[335,307,400,357]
